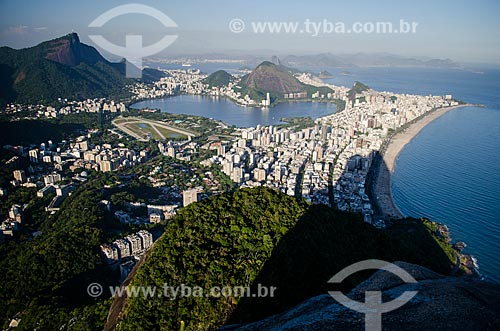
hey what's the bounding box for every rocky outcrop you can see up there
[44,33,105,66]
[222,262,500,331]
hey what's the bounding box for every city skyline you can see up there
[1,1,500,329]
[1,0,500,64]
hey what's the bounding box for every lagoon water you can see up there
[136,64,500,282]
[131,94,337,128]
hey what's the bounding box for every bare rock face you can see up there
[44,33,104,66]
[222,262,500,331]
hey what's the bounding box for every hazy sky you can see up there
[1,0,499,64]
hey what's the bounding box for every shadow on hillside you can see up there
[0,64,17,106]
[226,155,454,326]
[0,120,87,146]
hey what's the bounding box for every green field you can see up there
[113,117,192,140]
[156,126,186,139]
[121,123,155,140]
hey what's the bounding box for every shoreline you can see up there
[130,92,344,113]
[373,104,472,220]
[129,94,340,128]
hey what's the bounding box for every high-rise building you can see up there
[100,244,119,263]
[13,170,26,183]
[125,234,143,255]
[79,141,89,151]
[9,204,23,224]
[113,239,131,259]
[274,166,285,182]
[231,167,244,184]
[99,160,113,172]
[321,126,329,140]
[253,168,267,182]
[137,230,153,250]
[44,173,62,185]
[29,149,39,163]
[183,189,199,207]
[166,147,176,158]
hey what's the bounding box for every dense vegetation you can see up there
[0,181,114,330]
[116,187,455,330]
[0,33,165,106]
[202,70,235,87]
[0,168,170,330]
[238,61,306,103]
[237,61,343,109]
[347,80,370,101]
[0,148,237,330]
[0,112,112,146]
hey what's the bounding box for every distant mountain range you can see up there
[147,52,461,69]
[148,50,463,70]
[0,33,166,105]
[280,52,461,68]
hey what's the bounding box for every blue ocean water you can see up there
[141,63,500,281]
[391,106,500,282]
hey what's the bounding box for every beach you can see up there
[373,104,471,220]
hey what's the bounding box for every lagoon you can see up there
[131,95,337,128]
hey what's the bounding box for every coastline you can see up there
[373,104,472,220]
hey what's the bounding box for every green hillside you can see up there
[0,33,164,106]
[236,61,334,105]
[114,187,456,331]
[347,80,370,101]
[203,70,235,87]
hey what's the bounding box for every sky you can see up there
[1,0,500,64]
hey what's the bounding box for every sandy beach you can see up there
[373,104,471,220]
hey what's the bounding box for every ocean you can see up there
[324,66,500,283]
[143,63,500,282]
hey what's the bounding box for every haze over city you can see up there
[1,0,500,64]
[0,1,499,330]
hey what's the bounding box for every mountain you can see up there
[318,70,333,78]
[42,33,105,66]
[203,70,235,87]
[281,52,461,68]
[346,81,371,106]
[347,80,370,97]
[240,61,304,94]
[237,61,331,103]
[283,53,351,68]
[236,61,336,106]
[270,55,281,66]
[105,187,467,331]
[0,33,166,105]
